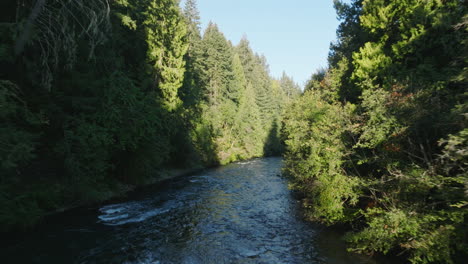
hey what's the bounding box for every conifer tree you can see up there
[0,0,291,230]
[143,0,188,111]
[180,0,203,107]
[236,82,264,157]
[199,23,234,105]
[229,53,247,104]
[283,1,467,262]
[236,36,256,83]
[279,72,301,100]
[183,0,201,38]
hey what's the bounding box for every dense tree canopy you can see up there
[3,1,465,263]
[0,0,298,230]
[283,0,467,263]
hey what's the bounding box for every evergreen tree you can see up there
[279,72,301,100]
[142,0,188,111]
[183,0,201,36]
[199,23,234,105]
[180,0,203,107]
[236,82,264,157]
[328,0,366,103]
[0,0,295,232]
[229,53,246,104]
[251,54,274,124]
[0,0,191,229]
[236,36,256,82]
[283,1,467,262]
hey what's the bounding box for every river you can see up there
[1,157,395,264]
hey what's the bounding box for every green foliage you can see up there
[439,128,468,176]
[229,53,246,104]
[183,18,291,165]
[328,0,366,103]
[190,109,219,165]
[0,0,193,229]
[283,0,468,263]
[352,42,391,85]
[346,208,465,264]
[183,0,201,39]
[0,187,45,231]
[236,82,264,157]
[1,0,293,231]
[199,23,234,104]
[143,0,188,111]
[180,0,203,108]
[283,90,360,223]
[0,81,39,172]
[279,72,301,101]
[357,88,403,148]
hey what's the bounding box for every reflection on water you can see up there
[1,157,396,264]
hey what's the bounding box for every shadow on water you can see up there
[261,121,403,264]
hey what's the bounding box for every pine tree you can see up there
[143,0,188,111]
[180,0,203,107]
[328,0,366,103]
[199,23,234,105]
[279,72,301,100]
[236,82,264,157]
[229,53,247,104]
[283,1,468,263]
[236,36,256,82]
[183,0,201,39]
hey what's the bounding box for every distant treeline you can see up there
[0,0,300,230]
[282,0,467,263]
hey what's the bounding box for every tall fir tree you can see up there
[180,0,203,107]
[199,23,234,105]
[143,0,188,111]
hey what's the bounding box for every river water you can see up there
[1,157,394,264]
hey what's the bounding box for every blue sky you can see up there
[180,0,341,88]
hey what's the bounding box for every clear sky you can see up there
[180,0,341,88]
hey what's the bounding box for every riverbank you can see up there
[0,164,206,233]
[1,157,396,264]
[63,165,206,208]
[2,150,273,232]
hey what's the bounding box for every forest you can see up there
[0,0,466,263]
[0,0,300,230]
[282,0,467,263]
